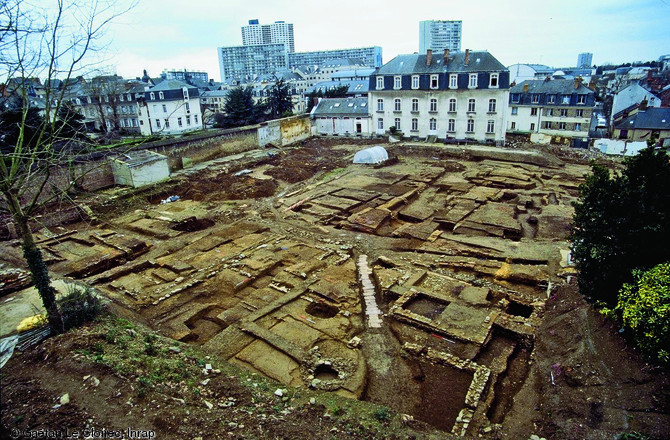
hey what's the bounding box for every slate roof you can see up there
[510,79,593,95]
[306,80,369,95]
[331,69,375,79]
[614,108,670,130]
[148,79,193,91]
[376,51,506,75]
[312,97,369,116]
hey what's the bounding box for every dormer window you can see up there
[120,94,124,102]
[183,88,189,100]
[376,76,384,90]
[127,93,132,101]
[532,94,539,103]
[394,76,401,89]
[430,74,439,89]
[489,73,499,88]
[469,73,478,88]
[411,75,419,89]
[449,74,458,89]
[150,92,155,100]
[158,91,164,99]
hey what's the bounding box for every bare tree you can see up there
[0,0,134,333]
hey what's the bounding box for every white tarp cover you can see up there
[353,146,388,164]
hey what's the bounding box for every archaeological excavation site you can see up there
[2,135,669,440]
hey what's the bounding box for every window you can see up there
[562,95,570,104]
[487,120,495,133]
[449,74,458,89]
[183,88,189,100]
[165,119,170,128]
[155,119,161,128]
[544,121,552,129]
[469,73,478,88]
[531,94,539,103]
[127,93,132,101]
[429,118,436,131]
[104,95,109,103]
[87,96,91,104]
[377,118,383,130]
[377,98,384,112]
[120,94,124,102]
[411,118,418,131]
[548,94,555,104]
[560,109,568,117]
[530,123,535,131]
[411,98,419,112]
[178,117,183,127]
[394,118,401,130]
[511,122,516,129]
[394,76,401,89]
[376,76,384,90]
[512,94,520,103]
[394,98,401,112]
[575,123,582,131]
[466,119,475,133]
[133,119,138,127]
[531,108,538,116]
[511,107,518,115]
[185,102,190,112]
[121,106,127,114]
[489,73,499,88]
[430,74,439,89]
[194,115,198,124]
[150,92,155,100]
[559,122,566,130]
[578,95,586,104]
[186,115,191,125]
[467,98,476,112]
[430,98,437,112]
[120,119,125,128]
[162,104,167,113]
[488,99,496,113]
[158,91,164,99]
[449,98,457,112]
[448,119,455,132]
[411,75,419,89]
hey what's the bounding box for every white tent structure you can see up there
[353,146,388,165]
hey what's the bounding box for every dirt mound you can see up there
[264,146,350,183]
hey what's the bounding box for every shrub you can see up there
[617,262,670,364]
[373,407,391,422]
[57,284,105,331]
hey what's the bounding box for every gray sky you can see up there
[91,0,670,81]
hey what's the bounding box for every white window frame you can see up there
[429,98,438,112]
[150,92,155,100]
[411,118,418,131]
[377,118,383,130]
[511,107,518,115]
[488,99,496,113]
[532,94,539,103]
[448,118,455,132]
[467,119,475,133]
[162,104,167,113]
[487,120,495,133]
[468,98,476,112]
[411,98,419,112]
[376,76,384,90]
[430,74,439,89]
[159,91,164,99]
[429,118,437,131]
[449,74,458,89]
[394,76,402,90]
[468,73,478,88]
[394,98,401,112]
[489,73,499,88]
[577,95,586,105]
[377,98,384,112]
[449,98,457,112]
[394,117,401,130]
[411,75,419,89]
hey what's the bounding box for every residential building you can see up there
[311,97,371,136]
[241,19,294,53]
[577,52,593,68]
[162,69,209,83]
[419,20,462,53]
[199,89,228,126]
[137,79,202,135]
[612,107,670,145]
[289,47,382,69]
[507,78,595,142]
[368,49,509,144]
[611,81,662,124]
[218,44,288,82]
[508,64,554,84]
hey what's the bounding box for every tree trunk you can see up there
[8,194,64,334]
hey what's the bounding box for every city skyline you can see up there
[29,0,670,81]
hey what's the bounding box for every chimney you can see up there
[426,49,433,66]
[588,80,596,90]
[523,83,529,93]
[464,49,470,65]
[443,49,450,64]
[574,76,583,90]
[639,98,648,111]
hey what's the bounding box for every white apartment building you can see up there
[369,49,509,144]
[419,20,462,53]
[241,19,295,53]
[137,80,203,136]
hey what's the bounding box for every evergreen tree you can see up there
[266,77,293,119]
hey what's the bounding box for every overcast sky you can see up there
[75,0,670,81]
